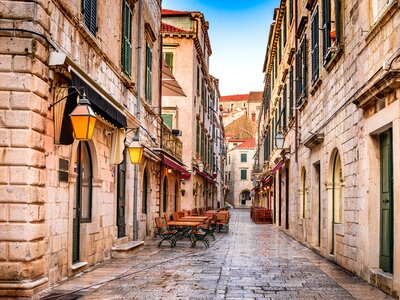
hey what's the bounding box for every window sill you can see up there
[323,47,343,72]
[71,261,88,271]
[297,94,308,112]
[365,0,398,43]
[310,78,322,96]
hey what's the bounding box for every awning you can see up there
[271,160,284,174]
[194,166,216,183]
[163,156,190,179]
[162,60,186,97]
[72,71,127,128]
[263,176,272,184]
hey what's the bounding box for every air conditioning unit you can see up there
[172,129,182,136]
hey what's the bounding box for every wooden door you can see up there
[117,154,126,238]
[379,129,393,273]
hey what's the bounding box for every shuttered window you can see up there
[162,114,173,129]
[240,169,247,180]
[289,67,294,119]
[196,122,200,154]
[283,8,287,46]
[121,0,132,77]
[322,0,341,65]
[145,43,152,104]
[241,153,247,163]
[311,7,319,84]
[82,0,97,36]
[296,37,307,104]
[290,0,293,23]
[163,52,173,72]
[283,84,287,130]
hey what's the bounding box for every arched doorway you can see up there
[300,167,307,242]
[73,141,92,263]
[331,150,343,254]
[240,190,251,205]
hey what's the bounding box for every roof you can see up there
[248,92,263,102]
[162,9,193,16]
[220,94,248,102]
[161,22,189,33]
[235,139,255,149]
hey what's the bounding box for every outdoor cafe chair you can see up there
[196,216,215,241]
[155,217,177,247]
[190,227,210,248]
[215,212,229,232]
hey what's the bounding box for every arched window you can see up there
[163,177,168,213]
[332,150,343,223]
[142,169,148,214]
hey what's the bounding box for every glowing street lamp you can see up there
[70,93,97,140]
[128,140,143,164]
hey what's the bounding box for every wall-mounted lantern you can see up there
[70,93,97,141]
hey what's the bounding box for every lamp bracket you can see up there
[48,85,84,110]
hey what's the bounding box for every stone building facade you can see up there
[0,0,163,297]
[161,9,225,211]
[257,0,400,297]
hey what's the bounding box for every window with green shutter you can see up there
[82,0,98,36]
[162,114,173,129]
[289,67,294,119]
[163,52,173,73]
[240,169,247,180]
[311,7,319,84]
[296,36,307,104]
[121,0,132,77]
[240,153,247,163]
[283,84,287,129]
[145,43,152,104]
[322,0,341,65]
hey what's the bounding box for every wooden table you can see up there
[179,216,209,222]
[166,221,208,247]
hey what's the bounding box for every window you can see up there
[196,122,200,154]
[296,36,307,104]
[163,52,174,73]
[162,114,173,129]
[372,0,395,21]
[283,7,287,46]
[240,169,247,180]
[121,0,132,77]
[197,67,200,94]
[240,153,247,162]
[290,0,293,23]
[142,169,148,214]
[289,67,294,119]
[283,84,287,130]
[311,7,320,84]
[322,0,341,65]
[145,43,152,104]
[228,155,231,164]
[82,0,97,36]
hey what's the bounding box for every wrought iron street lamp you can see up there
[70,93,97,140]
[275,130,284,149]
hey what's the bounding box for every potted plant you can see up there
[180,188,186,196]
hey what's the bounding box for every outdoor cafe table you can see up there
[179,216,209,222]
[166,221,206,247]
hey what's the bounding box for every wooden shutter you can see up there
[164,52,173,72]
[322,0,331,63]
[283,8,287,46]
[289,67,294,119]
[122,0,132,77]
[295,50,301,103]
[335,0,341,46]
[283,85,287,130]
[145,44,152,104]
[83,0,97,36]
[162,114,173,129]
[311,7,319,84]
[290,0,293,22]
[301,37,307,96]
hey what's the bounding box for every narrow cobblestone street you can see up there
[40,209,392,300]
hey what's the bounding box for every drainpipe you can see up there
[294,0,299,164]
[133,0,143,241]
[159,15,164,215]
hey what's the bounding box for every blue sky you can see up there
[162,0,280,96]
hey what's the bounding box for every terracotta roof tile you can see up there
[162,9,193,16]
[220,94,249,102]
[235,139,255,149]
[248,91,263,102]
[161,22,188,33]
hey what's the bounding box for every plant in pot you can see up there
[180,188,186,196]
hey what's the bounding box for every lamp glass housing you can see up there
[128,141,143,164]
[70,95,97,141]
[275,131,284,149]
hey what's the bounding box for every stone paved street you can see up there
[40,209,393,300]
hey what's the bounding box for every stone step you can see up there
[111,241,144,258]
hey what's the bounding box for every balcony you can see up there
[162,124,183,160]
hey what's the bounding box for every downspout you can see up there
[133,0,143,241]
[294,0,299,164]
[159,15,164,215]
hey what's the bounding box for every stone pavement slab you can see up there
[39,209,393,300]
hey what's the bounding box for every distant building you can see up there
[220,92,263,122]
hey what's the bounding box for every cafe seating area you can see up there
[250,207,273,224]
[154,208,230,248]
